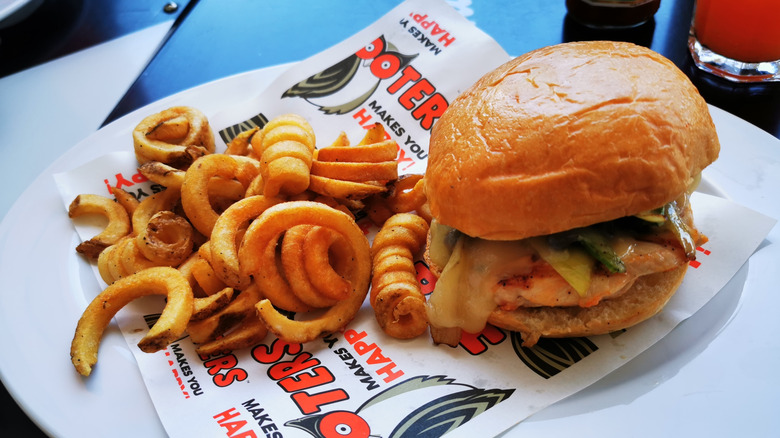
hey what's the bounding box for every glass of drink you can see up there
[688,0,780,83]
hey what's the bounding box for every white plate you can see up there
[0,64,777,438]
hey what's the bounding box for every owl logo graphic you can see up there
[284,375,514,438]
[282,35,418,115]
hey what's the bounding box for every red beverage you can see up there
[694,0,780,63]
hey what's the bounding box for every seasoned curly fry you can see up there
[316,139,397,163]
[311,161,398,182]
[240,201,371,343]
[357,122,387,145]
[190,254,229,296]
[386,174,427,213]
[251,114,316,197]
[118,234,158,277]
[138,161,186,190]
[370,213,430,339]
[191,287,235,321]
[68,194,132,259]
[186,283,262,344]
[302,225,353,301]
[280,225,354,309]
[252,233,313,313]
[94,187,193,285]
[280,225,335,308]
[225,126,261,157]
[206,177,247,213]
[70,267,193,376]
[177,248,230,298]
[365,174,430,226]
[132,106,215,168]
[209,195,281,288]
[181,154,260,237]
[308,123,398,201]
[308,176,387,199]
[327,131,350,148]
[240,200,362,314]
[110,187,140,216]
[243,173,265,198]
[97,239,123,284]
[194,315,268,356]
[135,211,193,266]
[177,252,207,296]
[131,187,182,236]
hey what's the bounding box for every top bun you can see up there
[425,41,720,240]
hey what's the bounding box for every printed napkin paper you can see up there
[54,0,777,436]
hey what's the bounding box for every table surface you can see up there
[1,0,778,436]
[101,0,779,137]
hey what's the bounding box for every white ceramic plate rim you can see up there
[0,63,777,438]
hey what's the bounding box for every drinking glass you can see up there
[688,0,780,83]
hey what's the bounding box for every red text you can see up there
[344,329,404,383]
[251,339,348,415]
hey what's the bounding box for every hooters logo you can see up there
[282,35,418,115]
[284,375,513,437]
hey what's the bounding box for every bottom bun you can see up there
[487,264,688,347]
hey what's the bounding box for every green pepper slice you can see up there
[575,228,627,274]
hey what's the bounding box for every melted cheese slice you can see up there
[425,234,535,333]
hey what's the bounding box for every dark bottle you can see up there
[566,0,661,28]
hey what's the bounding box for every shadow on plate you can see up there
[525,260,748,421]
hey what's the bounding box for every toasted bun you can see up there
[425,41,720,240]
[487,264,688,346]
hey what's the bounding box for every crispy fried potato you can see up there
[241,201,371,343]
[370,213,430,339]
[135,211,194,266]
[310,161,398,182]
[181,154,260,237]
[358,122,388,145]
[308,125,398,200]
[210,195,281,288]
[138,161,186,190]
[97,238,123,284]
[281,225,339,308]
[191,287,235,321]
[189,254,229,296]
[315,140,397,163]
[224,126,260,157]
[110,187,140,216]
[131,187,181,236]
[70,267,193,376]
[68,194,132,259]
[308,175,387,199]
[194,315,268,356]
[133,106,215,169]
[186,283,262,344]
[303,225,353,301]
[251,114,316,197]
[118,234,158,277]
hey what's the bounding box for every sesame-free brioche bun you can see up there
[424,41,720,240]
